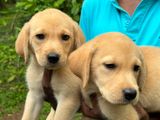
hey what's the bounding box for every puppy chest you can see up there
[50,77,70,95]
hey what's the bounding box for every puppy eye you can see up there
[133,65,140,72]
[61,34,70,41]
[36,34,45,40]
[104,64,117,69]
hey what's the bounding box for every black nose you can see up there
[47,53,60,64]
[123,88,137,101]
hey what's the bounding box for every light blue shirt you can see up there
[80,0,160,46]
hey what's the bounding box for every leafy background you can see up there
[0,0,82,119]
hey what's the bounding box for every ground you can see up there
[1,107,23,120]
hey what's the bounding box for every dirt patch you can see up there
[2,111,22,120]
[1,105,23,120]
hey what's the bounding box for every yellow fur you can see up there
[15,8,85,120]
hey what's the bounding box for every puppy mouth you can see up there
[102,95,134,105]
[45,61,66,70]
[45,64,59,70]
[120,99,135,105]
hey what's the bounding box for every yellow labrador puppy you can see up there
[69,32,146,120]
[139,47,160,113]
[15,8,84,120]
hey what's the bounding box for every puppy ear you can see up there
[73,22,85,49]
[15,22,30,63]
[69,41,96,88]
[138,52,147,91]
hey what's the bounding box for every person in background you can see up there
[80,0,160,46]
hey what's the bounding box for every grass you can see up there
[0,81,49,119]
[0,81,26,119]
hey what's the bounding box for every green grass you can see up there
[0,81,26,119]
[0,81,50,119]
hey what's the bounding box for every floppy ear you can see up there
[15,22,30,63]
[73,22,85,49]
[138,52,147,91]
[69,41,96,88]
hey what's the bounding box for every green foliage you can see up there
[0,44,25,84]
[15,0,82,22]
[0,3,25,85]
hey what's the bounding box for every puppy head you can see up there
[69,32,146,105]
[15,8,84,69]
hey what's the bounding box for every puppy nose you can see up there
[47,53,60,64]
[123,88,137,101]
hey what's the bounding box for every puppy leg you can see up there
[46,108,55,120]
[54,96,80,120]
[22,90,44,120]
